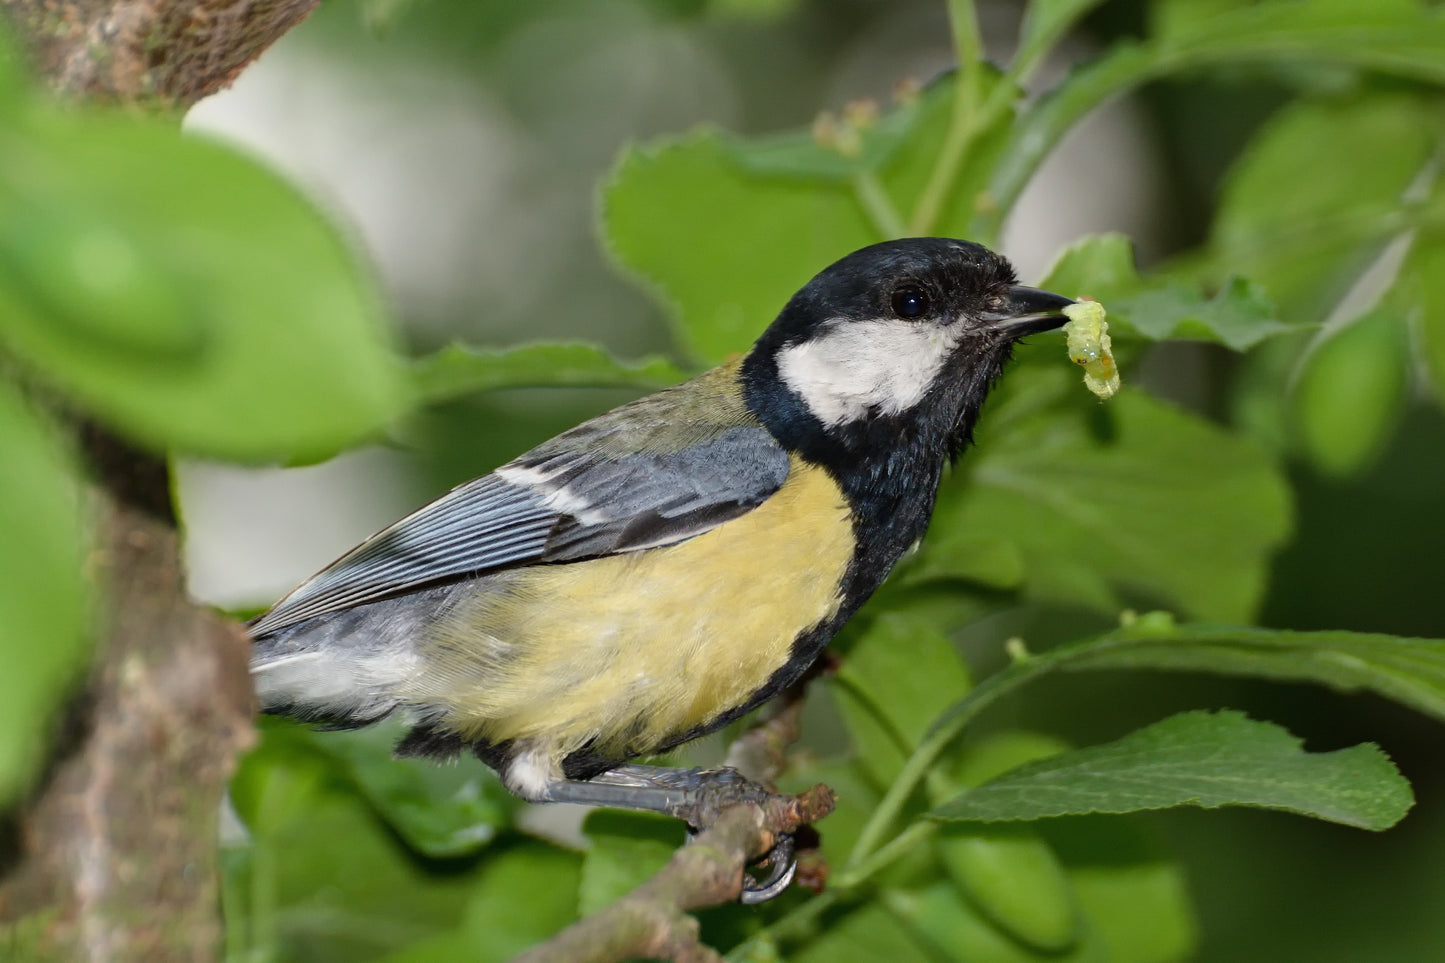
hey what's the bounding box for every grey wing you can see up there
[248,424,790,636]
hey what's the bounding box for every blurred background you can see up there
[174,0,1445,959]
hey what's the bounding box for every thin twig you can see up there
[515,787,835,963]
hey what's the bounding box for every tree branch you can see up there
[0,465,256,958]
[0,0,319,108]
[516,787,836,963]
[0,3,321,960]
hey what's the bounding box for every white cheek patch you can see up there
[776,318,962,426]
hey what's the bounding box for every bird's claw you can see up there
[665,767,800,904]
[740,831,797,904]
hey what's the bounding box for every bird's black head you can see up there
[741,237,1074,466]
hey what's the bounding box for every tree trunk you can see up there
[0,2,321,959]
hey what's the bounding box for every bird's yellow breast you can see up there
[408,457,853,767]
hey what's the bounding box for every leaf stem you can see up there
[845,656,1041,871]
[907,0,985,236]
[832,820,938,890]
[853,170,908,239]
[844,627,1191,872]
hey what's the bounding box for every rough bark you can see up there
[514,787,836,963]
[0,0,319,108]
[0,2,320,959]
[0,445,256,960]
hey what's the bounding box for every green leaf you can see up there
[0,111,411,463]
[926,371,1292,620]
[932,710,1413,831]
[1113,277,1292,350]
[288,719,516,858]
[601,76,1015,363]
[976,1,1445,242]
[412,341,687,405]
[1061,619,1445,724]
[1210,91,1442,324]
[1040,816,1197,963]
[227,745,480,960]
[1039,235,1295,350]
[1014,0,1112,81]
[937,825,1079,952]
[883,882,1094,963]
[887,818,1198,963]
[1410,235,1445,400]
[789,899,938,963]
[0,383,88,807]
[360,0,427,35]
[938,733,1081,952]
[953,730,1075,789]
[1151,0,1445,78]
[831,614,974,787]
[726,79,946,183]
[0,20,31,114]
[1037,234,1144,304]
[448,842,583,963]
[602,127,875,363]
[578,810,680,915]
[1293,305,1410,477]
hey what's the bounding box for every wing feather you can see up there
[250,423,790,637]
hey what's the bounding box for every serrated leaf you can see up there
[0,111,410,463]
[0,383,88,806]
[412,341,687,405]
[927,371,1292,620]
[932,710,1413,831]
[602,76,1015,363]
[1062,620,1445,724]
[1113,277,1293,350]
[1039,235,1296,350]
[602,127,873,363]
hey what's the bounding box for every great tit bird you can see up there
[248,237,1074,900]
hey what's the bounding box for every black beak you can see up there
[982,285,1075,337]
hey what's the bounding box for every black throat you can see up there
[739,336,1013,612]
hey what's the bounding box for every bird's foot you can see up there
[586,764,803,903]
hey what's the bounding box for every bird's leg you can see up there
[538,764,798,903]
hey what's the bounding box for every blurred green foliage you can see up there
[4,0,1445,960]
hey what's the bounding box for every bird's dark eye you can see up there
[891,287,930,319]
